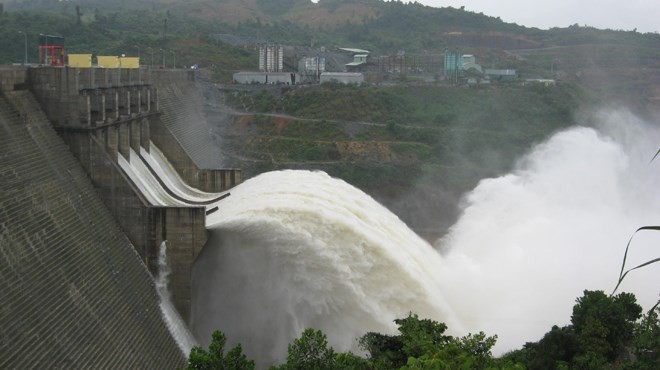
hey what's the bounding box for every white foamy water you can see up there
[192,170,463,366]
[436,110,660,353]
[156,241,198,356]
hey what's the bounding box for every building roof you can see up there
[234,71,294,76]
[339,48,370,54]
[485,69,517,76]
[321,72,363,77]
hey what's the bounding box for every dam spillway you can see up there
[191,170,464,366]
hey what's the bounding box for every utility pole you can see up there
[18,31,27,65]
[147,47,154,68]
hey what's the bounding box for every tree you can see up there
[571,290,642,363]
[526,325,577,369]
[186,330,255,370]
[631,306,660,369]
[358,331,407,369]
[395,314,451,359]
[273,328,337,370]
[358,313,451,369]
[333,352,371,370]
[359,313,501,369]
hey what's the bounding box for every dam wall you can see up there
[20,67,237,322]
[0,82,186,367]
[0,64,240,360]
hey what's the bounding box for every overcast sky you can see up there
[409,0,659,33]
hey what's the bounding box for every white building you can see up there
[258,45,284,72]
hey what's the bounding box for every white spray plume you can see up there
[436,109,660,353]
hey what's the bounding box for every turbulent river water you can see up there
[130,109,660,367]
[192,169,463,365]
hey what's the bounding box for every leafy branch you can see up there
[611,226,660,315]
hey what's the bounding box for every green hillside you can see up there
[2,0,659,235]
[213,80,594,236]
[3,0,659,72]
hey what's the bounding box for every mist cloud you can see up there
[436,108,660,353]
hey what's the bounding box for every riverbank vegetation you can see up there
[186,290,659,369]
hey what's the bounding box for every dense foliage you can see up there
[187,292,659,369]
[187,330,255,370]
[502,291,658,370]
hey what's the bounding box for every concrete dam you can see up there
[0,66,240,368]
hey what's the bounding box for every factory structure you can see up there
[233,42,523,86]
[299,55,326,81]
[38,34,65,66]
[35,33,524,86]
[258,44,284,72]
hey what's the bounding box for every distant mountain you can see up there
[5,0,517,33]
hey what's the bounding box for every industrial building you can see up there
[258,44,284,72]
[461,54,483,74]
[377,52,442,75]
[38,34,65,66]
[233,71,299,85]
[485,68,518,80]
[444,48,463,83]
[338,48,371,72]
[298,55,325,83]
[320,72,364,85]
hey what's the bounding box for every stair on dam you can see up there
[0,91,186,368]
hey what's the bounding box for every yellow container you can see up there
[119,57,140,69]
[68,54,92,68]
[97,56,121,68]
